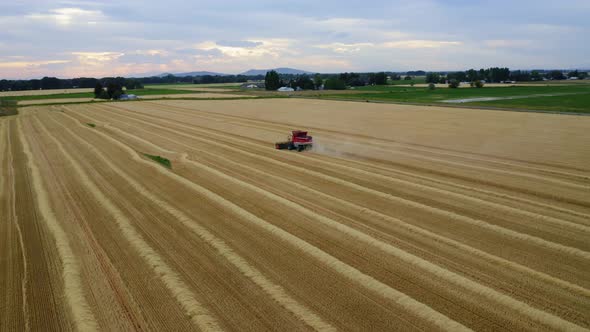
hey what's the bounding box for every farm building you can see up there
[241,82,265,89]
[119,94,138,100]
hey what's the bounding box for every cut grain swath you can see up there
[291,149,590,234]
[327,154,590,221]
[17,118,99,331]
[179,149,589,331]
[95,102,590,211]
[103,123,177,154]
[321,136,590,183]
[6,122,31,331]
[93,106,590,260]
[31,116,223,332]
[0,120,6,189]
[86,112,590,299]
[143,100,590,177]
[59,110,471,332]
[121,101,590,188]
[151,107,590,232]
[50,112,336,332]
[180,137,590,297]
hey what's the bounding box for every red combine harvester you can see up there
[275,130,313,151]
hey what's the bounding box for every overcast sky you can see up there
[0,0,588,79]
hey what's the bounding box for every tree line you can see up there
[264,70,391,91]
[426,68,587,84]
[0,76,144,92]
[2,68,587,93]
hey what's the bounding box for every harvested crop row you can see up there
[30,116,222,332]
[140,100,590,185]
[49,112,336,331]
[90,105,590,259]
[48,110,437,331]
[115,101,590,212]
[76,105,583,326]
[76,104,585,294]
[17,118,99,331]
[4,99,589,330]
[69,104,590,328]
[56,110,469,331]
[144,99,590,177]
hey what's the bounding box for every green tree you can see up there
[466,69,478,82]
[473,80,484,88]
[99,90,109,99]
[509,70,530,82]
[447,71,466,82]
[530,70,542,81]
[265,70,281,90]
[200,75,216,84]
[106,82,123,99]
[428,83,435,90]
[448,79,460,88]
[339,72,363,86]
[291,74,314,90]
[404,75,412,80]
[30,79,41,90]
[94,82,103,98]
[547,70,565,80]
[313,74,323,89]
[568,70,579,78]
[374,72,387,85]
[324,78,346,90]
[40,77,61,89]
[425,72,441,83]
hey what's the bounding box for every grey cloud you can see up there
[216,40,263,48]
[0,0,588,78]
[175,48,224,57]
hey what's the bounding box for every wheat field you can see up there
[1,99,589,331]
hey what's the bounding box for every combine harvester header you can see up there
[275,130,313,152]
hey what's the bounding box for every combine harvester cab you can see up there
[275,130,313,152]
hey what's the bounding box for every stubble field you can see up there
[0,88,94,97]
[1,99,589,331]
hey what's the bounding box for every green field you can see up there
[319,84,590,113]
[387,76,426,85]
[144,83,242,89]
[0,92,94,101]
[0,100,18,116]
[3,81,589,114]
[0,88,204,102]
[468,93,590,113]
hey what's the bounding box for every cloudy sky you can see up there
[0,0,588,79]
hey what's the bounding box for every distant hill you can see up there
[239,67,313,76]
[158,71,229,77]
